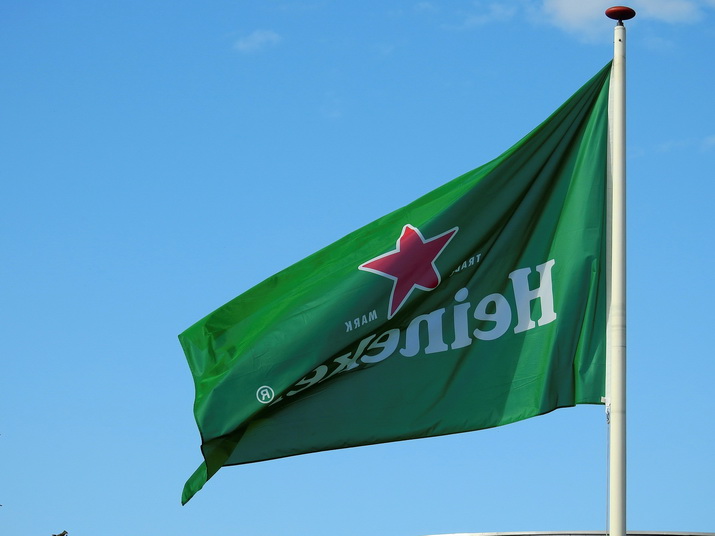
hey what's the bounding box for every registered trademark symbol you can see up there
[256,385,275,404]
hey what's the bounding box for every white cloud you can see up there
[540,0,622,41]
[635,0,706,22]
[539,0,715,41]
[542,0,609,27]
[234,30,282,53]
[425,1,713,40]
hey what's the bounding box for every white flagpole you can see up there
[605,6,634,536]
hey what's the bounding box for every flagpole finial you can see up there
[606,6,636,25]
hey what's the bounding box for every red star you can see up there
[359,224,458,319]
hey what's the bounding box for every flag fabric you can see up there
[180,62,612,504]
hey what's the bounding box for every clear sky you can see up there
[2,1,714,535]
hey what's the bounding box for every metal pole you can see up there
[605,6,634,536]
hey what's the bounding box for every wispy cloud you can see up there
[541,0,609,31]
[701,135,715,151]
[273,2,326,13]
[411,1,712,42]
[641,34,677,51]
[657,135,715,153]
[414,1,439,12]
[447,3,517,29]
[320,92,344,119]
[540,0,715,41]
[657,138,693,152]
[234,30,283,53]
[635,0,707,23]
[463,3,517,26]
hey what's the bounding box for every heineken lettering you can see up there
[275,259,557,405]
[180,62,612,504]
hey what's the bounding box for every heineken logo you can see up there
[267,259,558,408]
[359,224,458,319]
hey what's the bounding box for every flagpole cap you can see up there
[605,6,636,23]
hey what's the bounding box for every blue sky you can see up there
[2,1,714,535]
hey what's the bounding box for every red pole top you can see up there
[606,6,636,22]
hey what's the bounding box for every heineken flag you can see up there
[180,62,612,504]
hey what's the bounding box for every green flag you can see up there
[180,62,612,504]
